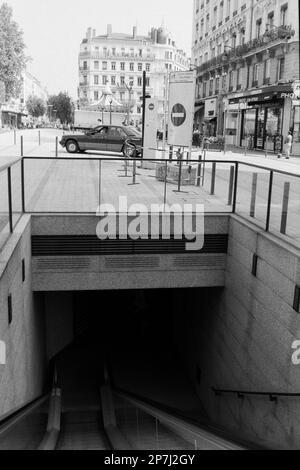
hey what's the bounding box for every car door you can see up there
[86,127,108,151]
[106,127,124,153]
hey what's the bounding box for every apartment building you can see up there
[192,0,300,154]
[78,24,190,125]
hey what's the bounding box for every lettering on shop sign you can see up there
[0,341,6,365]
[291,341,300,365]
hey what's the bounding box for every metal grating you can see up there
[31,234,228,257]
[105,257,160,270]
[173,255,226,269]
[35,257,91,271]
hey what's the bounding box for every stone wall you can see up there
[0,216,47,419]
[173,215,300,449]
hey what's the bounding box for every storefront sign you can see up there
[204,98,217,118]
[168,71,196,147]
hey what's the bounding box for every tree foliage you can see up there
[47,92,73,124]
[26,95,46,118]
[0,3,26,100]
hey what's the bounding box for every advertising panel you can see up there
[144,98,159,159]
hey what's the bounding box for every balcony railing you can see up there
[197,25,295,75]
[79,52,156,61]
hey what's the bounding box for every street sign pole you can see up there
[141,71,147,159]
[163,72,170,160]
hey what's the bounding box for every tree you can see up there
[47,92,73,124]
[0,3,26,100]
[26,95,46,118]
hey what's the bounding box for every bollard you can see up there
[38,130,41,146]
[169,145,173,162]
[250,173,258,218]
[14,129,16,145]
[20,136,24,157]
[210,162,216,195]
[280,182,290,235]
[197,155,202,187]
[55,137,58,157]
[227,166,235,206]
[202,149,207,186]
[177,159,183,192]
[163,160,168,207]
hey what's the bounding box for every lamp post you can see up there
[109,99,113,125]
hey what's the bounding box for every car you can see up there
[59,125,142,157]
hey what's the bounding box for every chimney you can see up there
[107,24,112,37]
[133,26,137,39]
[86,27,92,40]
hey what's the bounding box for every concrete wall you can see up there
[0,216,47,419]
[173,215,300,449]
[31,215,229,292]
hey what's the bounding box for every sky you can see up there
[4,0,194,98]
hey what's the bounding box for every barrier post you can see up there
[227,165,235,206]
[55,137,58,157]
[280,182,290,235]
[14,129,16,145]
[21,158,25,213]
[38,130,41,146]
[210,162,216,195]
[250,173,258,218]
[197,154,202,187]
[169,145,173,162]
[21,136,24,157]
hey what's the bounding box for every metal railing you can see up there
[0,149,300,250]
[212,387,300,403]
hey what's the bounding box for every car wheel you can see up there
[124,143,137,158]
[66,140,79,153]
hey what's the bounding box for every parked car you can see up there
[60,125,142,156]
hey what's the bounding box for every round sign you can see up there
[171,103,186,127]
[149,103,155,111]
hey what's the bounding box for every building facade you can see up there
[192,0,300,154]
[78,25,190,126]
[0,70,48,128]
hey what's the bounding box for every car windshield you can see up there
[124,126,141,137]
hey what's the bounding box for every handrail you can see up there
[114,389,245,450]
[0,394,50,438]
[0,157,23,174]
[212,387,300,402]
[21,155,300,179]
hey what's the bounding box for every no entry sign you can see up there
[168,71,196,147]
[171,103,186,127]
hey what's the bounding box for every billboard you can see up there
[167,71,196,147]
[144,98,158,159]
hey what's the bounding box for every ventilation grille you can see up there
[32,234,228,257]
[173,255,225,269]
[36,258,91,271]
[105,257,160,270]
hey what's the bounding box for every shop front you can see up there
[228,83,300,155]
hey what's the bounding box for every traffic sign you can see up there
[171,103,186,127]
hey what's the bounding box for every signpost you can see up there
[143,98,159,167]
[167,71,196,156]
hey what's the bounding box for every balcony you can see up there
[79,51,156,61]
[196,25,295,76]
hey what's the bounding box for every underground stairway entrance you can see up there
[0,287,259,450]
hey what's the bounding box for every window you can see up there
[222,74,227,89]
[267,11,274,29]
[229,70,234,89]
[83,61,87,70]
[129,77,134,87]
[139,49,143,57]
[236,68,241,88]
[138,77,142,87]
[146,63,150,72]
[138,63,142,71]
[280,3,288,26]
[94,61,99,70]
[103,47,107,56]
[226,0,231,17]
[130,48,134,57]
[112,48,116,56]
[120,76,125,85]
[102,62,107,70]
[264,59,271,79]
[120,62,125,71]
[121,48,125,56]
[204,52,208,63]
[217,44,222,56]
[102,76,107,85]
[253,64,259,85]
[130,63,134,71]
[232,33,237,49]
[203,81,207,97]
[215,76,220,92]
[209,78,214,95]
[278,57,285,80]
[219,1,224,22]
[213,6,217,25]
[94,91,99,101]
[256,19,262,38]
[146,77,150,87]
[111,62,116,70]
[111,76,116,85]
[94,75,99,85]
[205,14,209,33]
[211,48,216,58]
[240,28,245,45]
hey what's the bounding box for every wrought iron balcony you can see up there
[197,25,295,76]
